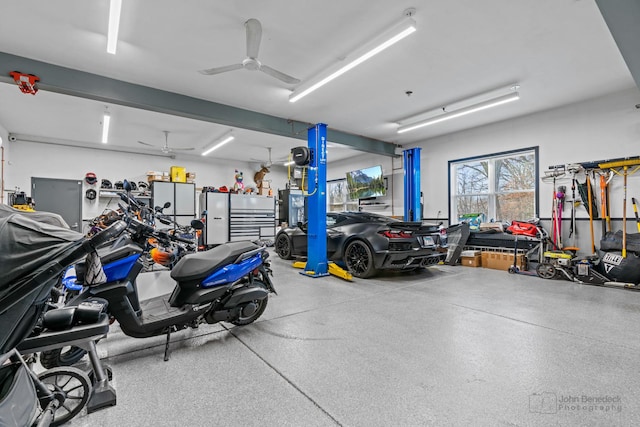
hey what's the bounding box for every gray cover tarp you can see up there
[0,204,69,228]
[0,210,82,291]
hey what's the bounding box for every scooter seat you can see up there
[170,241,259,284]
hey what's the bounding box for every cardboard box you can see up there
[481,251,525,271]
[460,250,481,257]
[461,254,482,267]
[259,181,270,189]
[171,166,187,183]
[147,171,171,182]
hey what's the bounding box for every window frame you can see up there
[448,146,539,224]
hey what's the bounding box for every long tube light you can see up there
[107,0,122,54]
[289,14,417,103]
[101,113,111,143]
[397,92,520,134]
[202,132,234,156]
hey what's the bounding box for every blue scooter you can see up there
[42,203,276,364]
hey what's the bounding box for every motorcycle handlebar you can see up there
[114,202,194,246]
[156,230,193,244]
[88,220,127,248]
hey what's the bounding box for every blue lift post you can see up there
[303,123,329,277]
[403,147,422,221]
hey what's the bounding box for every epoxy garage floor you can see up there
[66,252,640,427]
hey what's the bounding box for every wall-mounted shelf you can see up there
[98,190,151,199]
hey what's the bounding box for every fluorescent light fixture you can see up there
[289,13,417,103]
[107,0,122,54]
[397,92,520,134]
[101,113,111,143]
[202,131,234,156]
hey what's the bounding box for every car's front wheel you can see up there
[275,233,293,260]
[343,239,376,278]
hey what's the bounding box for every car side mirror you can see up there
[163,202,171,209]
[123,180,132,192]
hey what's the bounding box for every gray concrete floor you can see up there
[66,252,640,427]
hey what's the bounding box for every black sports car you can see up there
[274,211,447,278]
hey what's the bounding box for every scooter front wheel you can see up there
[230,296,268,326]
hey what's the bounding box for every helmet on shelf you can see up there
[85,172,98,185]
[114,181,124,190]
[129,181,138,191]
[101,179,113,189]
[137,181,149,191]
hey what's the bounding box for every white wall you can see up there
[0,122,7,202]
[4,140,288,221]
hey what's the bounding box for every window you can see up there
[449,147,538,223]
[327,179,358,212]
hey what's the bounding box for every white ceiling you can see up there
[0,0,634,165]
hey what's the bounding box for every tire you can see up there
[275,233,293,260]
[536,263,557,279]
[40,346,87,369]
[343,239,377,278]
[230,281,269,326]
[37,366,92,426]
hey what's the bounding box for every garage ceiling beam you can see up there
[0,52,398,157]
[596,0,640,90]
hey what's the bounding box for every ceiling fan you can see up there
[137,131,195,154]
[198,18,300,84]
[250,147,274,168]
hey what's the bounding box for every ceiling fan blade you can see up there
[170,147,196,151]
[260,65,300,84]
[245,18,262,58]
[199,64,244,75]
[137,140,157,147]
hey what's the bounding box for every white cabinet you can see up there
[151,182,195,222]
[199,192,230,245]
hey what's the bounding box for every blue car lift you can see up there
[294,123,352,281]
[403,147,422,221]
[301,123,330,278]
